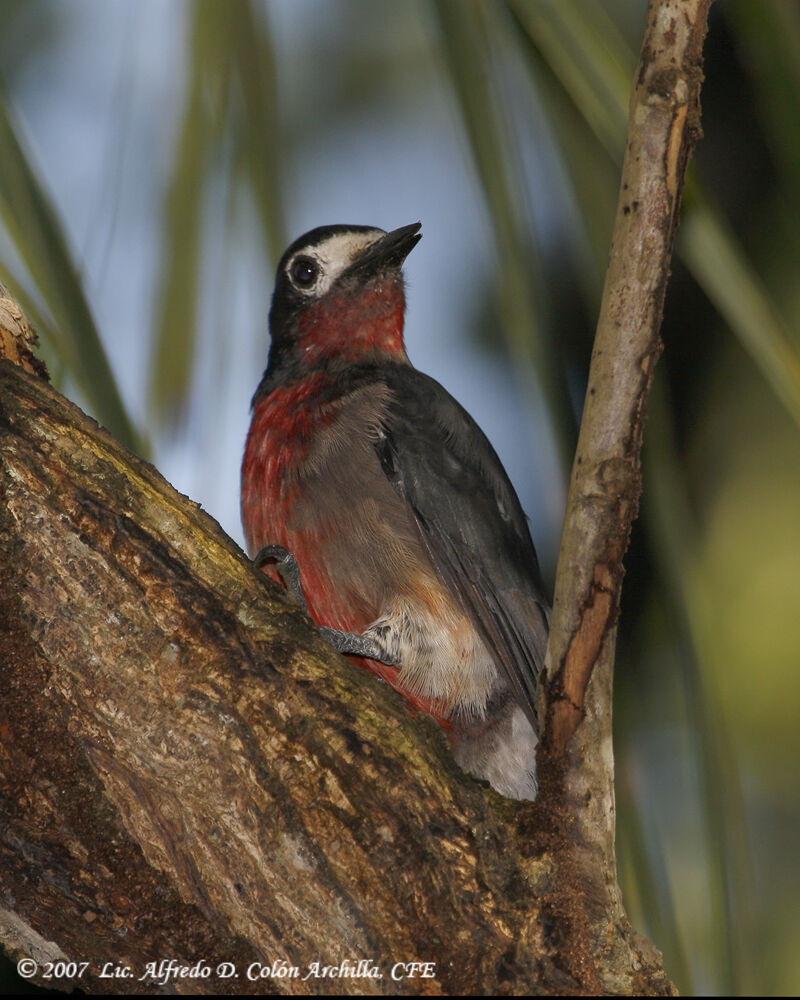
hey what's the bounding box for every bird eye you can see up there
[290,256,319,288]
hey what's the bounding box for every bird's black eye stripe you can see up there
[290,256,319,288]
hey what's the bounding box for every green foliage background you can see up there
[1,1,798,994]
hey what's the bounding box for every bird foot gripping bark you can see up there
[254,545,399,667]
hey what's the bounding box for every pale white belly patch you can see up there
[364,596,498,718]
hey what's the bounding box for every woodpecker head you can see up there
[264,223,422,383]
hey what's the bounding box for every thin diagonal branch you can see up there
[541,0,713,870]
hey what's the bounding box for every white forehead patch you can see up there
[285,229,385,297]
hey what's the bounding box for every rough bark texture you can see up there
[0,0,711,994]
[0,360,672,996]
[0,283,47,380]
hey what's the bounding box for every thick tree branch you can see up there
[0,360,672,996]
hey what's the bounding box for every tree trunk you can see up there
[0,1,711,993]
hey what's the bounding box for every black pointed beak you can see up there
[347,222,422,280]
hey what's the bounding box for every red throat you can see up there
[295,280,407,366]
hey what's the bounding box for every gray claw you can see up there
[254,546,399,668]
[318,626,398,666]
[253,544,308,614]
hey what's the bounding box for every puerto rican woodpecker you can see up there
[241,222,549,800]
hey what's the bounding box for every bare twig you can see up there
[542,0,713,861]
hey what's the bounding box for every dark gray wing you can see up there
[374,367,549,730]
